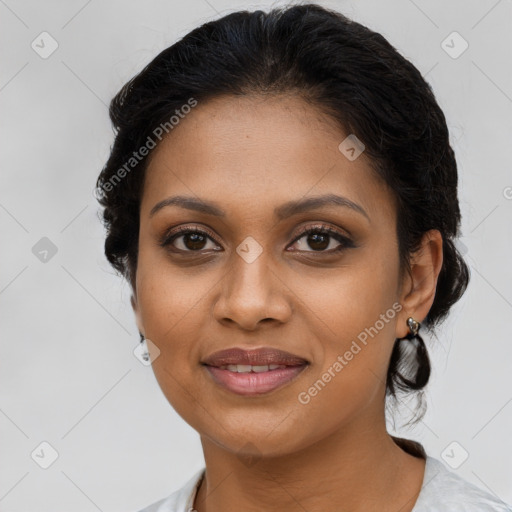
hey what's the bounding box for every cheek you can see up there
[292,307,399,444]
[283,245,399,346]
[135,252,220,418]
[287,252,400,409]
[136,242,216,338]
[137,272,209,368]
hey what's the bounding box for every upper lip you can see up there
[201,347,309,367]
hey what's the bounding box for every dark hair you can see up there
[95,3,470,420]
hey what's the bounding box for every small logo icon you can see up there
[441,441,469,469]
[441,31,469,59]
[32,237,58,263]
[31,441,59,469]
[338,134,365,161]
[236,441,263,468]
[236,236,263,264]
[31,32,59,59]
[133,338,160,366]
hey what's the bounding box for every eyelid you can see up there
[160,222,353,253]
[290,223,351,245]
[158,224,222,248]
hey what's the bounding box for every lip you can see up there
[201,346,309,367]
[201,346,309,396]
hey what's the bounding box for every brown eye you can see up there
[179,232,209,251]
[159,227,222,252]
[289,225,354,253]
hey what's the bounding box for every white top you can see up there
[137,456,512,512]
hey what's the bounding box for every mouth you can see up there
[201,346,309,395]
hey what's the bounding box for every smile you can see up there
[204,363,308,395]
[217,364,287,372]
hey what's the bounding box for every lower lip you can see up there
[204,365,307,395]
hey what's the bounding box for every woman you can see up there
[95,4,511,511]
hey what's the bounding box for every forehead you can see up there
[142,94,395,224]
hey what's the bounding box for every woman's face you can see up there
[132,94,427,457]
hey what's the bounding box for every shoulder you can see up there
[413,456,512,511]
[135,468,205,512]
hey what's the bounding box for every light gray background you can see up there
[1,0,511,510]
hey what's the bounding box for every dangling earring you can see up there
[139,332,150,362]
[402,316,430,389]
[387,316,431,393]
[405,317,420,339]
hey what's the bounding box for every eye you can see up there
[159,223,354,255]
[159,226,222,253]
[288,224,354,253]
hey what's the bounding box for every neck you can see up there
[193,409,426,512]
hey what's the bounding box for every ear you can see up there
[131,293,145,338]
[395,229,444,339]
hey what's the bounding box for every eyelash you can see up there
[158,224,354,255]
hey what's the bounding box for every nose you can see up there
[212,248,292,331]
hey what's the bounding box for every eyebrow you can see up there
[149,193,370,222]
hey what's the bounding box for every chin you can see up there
[199,414,309,458]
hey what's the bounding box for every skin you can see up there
[131,94,443,512]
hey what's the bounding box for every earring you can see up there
[406,317,420,338]
[387,316,431,394]
[403,316,430,389]
[139,332,150,362]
